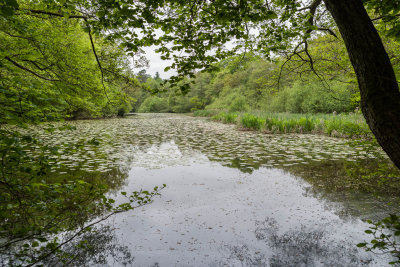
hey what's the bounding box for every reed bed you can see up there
[193,110,371,138]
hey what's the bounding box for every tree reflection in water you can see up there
[42,225,134,266]
[226,218,373,267]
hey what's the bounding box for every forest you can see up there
[1,0,400,266]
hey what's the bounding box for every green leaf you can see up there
[96,10,105,18]
[38,237,48,242]
[266,11,278,19]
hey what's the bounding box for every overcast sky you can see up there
[137,29,238,80]
[138,46,177,80]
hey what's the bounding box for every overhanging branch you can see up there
[371,13,400,22]
[316,27,337,38]
[84,19,110,102]
[5,56,60,82]
[24,9,88,19]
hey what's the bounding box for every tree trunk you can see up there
[324,0,400,169]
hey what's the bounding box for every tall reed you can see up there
[193,110,371,138]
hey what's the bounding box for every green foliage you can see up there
[0,0,399,264]
[211,111,238,124]
[324,117,370,138]
[207,88,250,112]
[135,47,361,116]
[0,12,150,261]
[5,0,395,93]
[0,0,18,16]
[0,12,138,123]
[0,10,151,262]
[262,80,357,114]
[138,96,170,113]
[135,29,400,117]
[229,96,250,112]
[240,113,265,130]
[201,111,372,138]
[0,128,165,265]
[365,0,400,40]
[189,96,205,112]
[192,109,219,117]
[358,214,400,265]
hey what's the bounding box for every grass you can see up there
[192,109,220,117]
[193,110,372,138]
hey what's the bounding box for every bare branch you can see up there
[277,55,293,91]
[306,0,322,35]
[316,27,338,38]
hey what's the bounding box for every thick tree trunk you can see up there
[324,0,400,169]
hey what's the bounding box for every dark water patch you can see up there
[40,225,134,267]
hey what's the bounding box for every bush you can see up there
[138,96,170,113]
[193,109,219,117]
[117,108,126,117]
[116,103,132,117]
[169,96,192,113]
[206,87,250,112]
[264,80,356,114]
[229,96,249,112]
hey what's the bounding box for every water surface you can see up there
[29,114,400,266]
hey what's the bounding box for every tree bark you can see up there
[323,0,400,169]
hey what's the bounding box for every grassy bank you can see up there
[193,110,372,139]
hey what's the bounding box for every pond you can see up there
[25,114,400,266]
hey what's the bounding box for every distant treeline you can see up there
[135,33,400,114]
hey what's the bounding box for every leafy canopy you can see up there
[6,0,397,93]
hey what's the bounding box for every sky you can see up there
[140,45,177,79]
[137,30,250,80]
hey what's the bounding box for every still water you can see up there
[31,114,400,266]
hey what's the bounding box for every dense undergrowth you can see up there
[193,110,372,139]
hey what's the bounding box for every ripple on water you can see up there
[23,114,398,266]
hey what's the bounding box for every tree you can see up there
[0,10,140,122]
[9,0,399,167]
[0,2,151,264]
[137,69,151,83]
[323,0,400,170]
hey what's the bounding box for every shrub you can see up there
[265,80,356,114]
[138,96,170,113]
[117,108,126,117]
[193,110,219,117]
[229,96,249,112]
